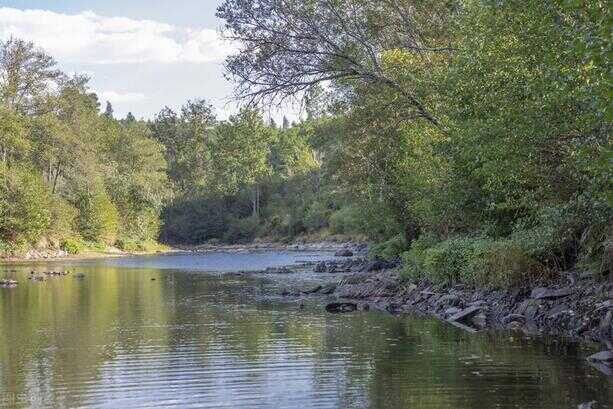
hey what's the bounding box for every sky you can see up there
[0,1,298,121]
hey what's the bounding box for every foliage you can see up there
[60,237,85,254]
[369,235,407,261]
[76,187,119,245]
[223,216,260,244]
[0,165,50,248]
[0,38,169,252]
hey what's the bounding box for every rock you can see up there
[325,302,358,313]
[600,311,613,335]
[587,350,613,363]
[314,261,327,273]
[444,307,462,316]
[334,249,353,257]
[0,279,18,286]
[75,273,86,278]
[320,283,337,295]
[151,278,156,281]
[530,287,573,300]
[448,306,482,324]
[361,258,395,272]
[578,401,597,409]
[471,312,487,328]
[502,314,526,325]
[302,284,322,294]
[596,300,613,310]
[438,294,461,307]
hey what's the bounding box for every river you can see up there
[0,251,611,408]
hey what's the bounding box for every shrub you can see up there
[60,237,85,254]
[401,234,439,280]
[0,165,50,248]
[402,235,541,288]
[370,234,407,260]
[115,238,139,252]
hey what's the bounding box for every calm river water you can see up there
[0,251,611,408]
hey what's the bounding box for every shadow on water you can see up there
[0,252,611,408]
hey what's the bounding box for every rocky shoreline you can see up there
[264,256,613,375]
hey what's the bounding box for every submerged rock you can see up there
[334,249,353,257]
[0,279,18,287]
[326,302,358,313]
[314,261,327,273]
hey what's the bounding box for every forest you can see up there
[0,0,610,287]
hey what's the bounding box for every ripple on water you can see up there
[0,253,611,409]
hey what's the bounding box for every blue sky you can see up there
[0,1,296,121]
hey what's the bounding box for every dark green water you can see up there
[0,252,611,408]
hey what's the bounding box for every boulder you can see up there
[314,261,327,273]
[448,306,482,324]
[325,302,358,313]
[301,284,322,294]
[502,314,526,325]
[320,283,337,295]
[362,259,395,272]
[530,287,573,300]
[438,294,461,307]
[587,350,613,363]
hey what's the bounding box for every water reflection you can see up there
[0,254,611,408]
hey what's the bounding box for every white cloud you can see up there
[96,90,145,104]
[0,7,235,64]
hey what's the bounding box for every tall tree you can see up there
[217,0,453,127]
[0,37,62,112]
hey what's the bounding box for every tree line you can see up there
[214,0,611,286]
[1,0,610,288]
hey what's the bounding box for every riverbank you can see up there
[0,246,175,264]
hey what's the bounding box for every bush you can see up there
[0,165,50,248]
[401,234,439,280]
[370,234,407,260]
[115,238,164,252]
[511,194,611,271]
[402,235,541,288]
[115,238,140,252]
[60,237,85,254]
